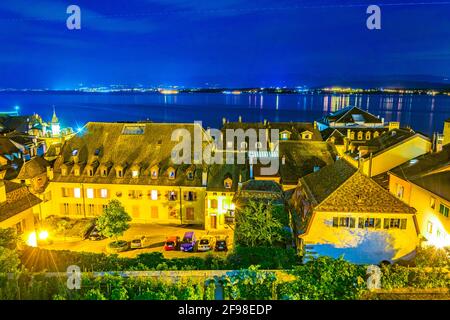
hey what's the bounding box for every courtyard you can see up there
[39,223,234,259]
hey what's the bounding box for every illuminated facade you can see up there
[291,160,419,264]
[388,143,450,249]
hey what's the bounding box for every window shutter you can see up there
[400,219,407,230]
[193,192,197,201]
[349,218,355,228]
[332,217,338,227]
[384,218,390,229]
[358,218,364,228]
[183,192,187,200]
[375,218,381,229]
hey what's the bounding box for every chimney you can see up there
[249,157,254,179]
[313,121,317,129]
[222,117,227,125]
[46,166,54,180]
[281,155,286,165]
[0,181,6,203]
[238,115,242,123]
[263,119,267,126]
[202,169,208,187]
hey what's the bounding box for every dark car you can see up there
[88,227,106,241]
[215,236,228,252]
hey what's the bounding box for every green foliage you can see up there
[0,228,20,249]
[227,246,299,269]
[381,264,450,290]
[235,200,286,247]
[219,266,278,300]
[96,200,131,240]
[414,247,450,268]
[0,247,20,273]
[277,257,367,300]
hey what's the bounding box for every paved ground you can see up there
[41,223,234,259]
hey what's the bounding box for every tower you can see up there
[51,106,61,137]
[443,118,450,146]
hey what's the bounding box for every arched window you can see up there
[357,131,363,140]
[365,132,371,140]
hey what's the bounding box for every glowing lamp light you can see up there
[26,232,37,247]
[14,105,20,110]
[38,230,49,241]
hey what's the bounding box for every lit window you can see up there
[430,197,436,210]
[187,171,194,180]
[396,184,404,199]
[132,170,139,178]
[151,190,158,200]
[100,189,108,198]
[72,149,78,156]
[87,188,94,199]
[151,170,158,179]
[168,169,175,179]
[427,221,433,234]
[74,188,81,198]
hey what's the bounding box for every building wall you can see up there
[389,174,450,248]
[44,182,206,226]
[443,121,450,146]
[362,137,431,177]
[300,210,419,264]
[205,191,235,230]
[0,207,35,238]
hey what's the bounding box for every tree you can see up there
[0,246,20,272]
[96,200,131,243]
[0,228,20,250]
[235,200,284,247]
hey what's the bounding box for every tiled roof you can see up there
[276,141,337,185]
[300,159,357,205]
[233,179,284,205]
[16,156,49,179]
[315,171,416,213]
[319,106,383,125]
[389,144,450,202]
[347,129,429,159]
[0,180,42,222]
[0,137,20,155]
[300,159,415,213]
[222,121,323,141]
[206,161,248,192]
[52,122,211,187]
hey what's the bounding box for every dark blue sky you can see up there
[0,0,450,88]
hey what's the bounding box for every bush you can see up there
[227,246,299,269]
[277,257,367,300]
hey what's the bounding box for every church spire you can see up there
[51,106,59,123]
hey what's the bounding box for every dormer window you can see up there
[132,170,139,178]
[187,171,194,180]
[168,167,176,180]
[116,167,123,178]
[94,148,101,156]
[151,166,159,179]
[88,169,94,177]
[101,169,108,177]
[61,165,68,176]
[280,131,291,140]
[72,149,78,156]
[74,166,80,176]
[224,177,232,189]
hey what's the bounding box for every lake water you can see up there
[1,92,449,136]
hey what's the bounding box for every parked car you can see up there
[215,236,228,252]
[180,231,197,252]
[197,235,215,252]
[130,236,152,249]
[88,227,106,241]
[164,236,180,251]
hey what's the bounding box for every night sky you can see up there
[0,0,450,88]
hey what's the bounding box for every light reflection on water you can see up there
[1,92,449,136]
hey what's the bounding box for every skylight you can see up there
[122,125,145,135]
[352,114,365,122]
